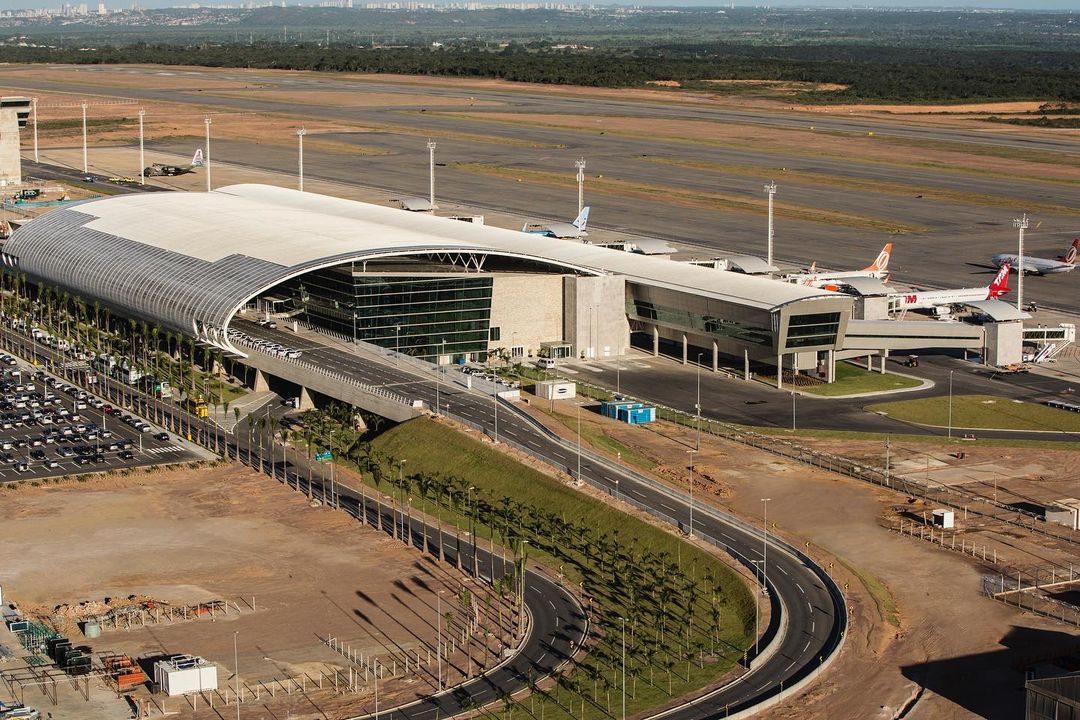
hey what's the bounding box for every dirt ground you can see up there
[523,398,1079,720]
[0,465,513,720]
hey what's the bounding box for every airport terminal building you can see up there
[1,184,854,379]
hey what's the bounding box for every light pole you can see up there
[296,126,306,192]
[947,370,954,439]
[576,403,582,485]
[233,631,241,720]
[884,435,891,486]
[435,338,445,416]
[695,352,703,451]
[204,116,212,192]
[398,458,407,541]
[81,101,88,174]
[436,589,444,690]
[1014,214,1029,312]
[575,157,586,214]
[687,449,695,537]
[751,560,763,657]
[791,391,797,432]
[468,484,478,577]
[137,108,145,185]
[620,616,626,720]
[394,324,401,362]
[764,181,777,269]
[31,97,38,163]
[427,138,437,209]
[761,497,771,600]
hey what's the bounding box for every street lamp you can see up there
[81,101,89,174]
[468,485,478,577]
[695,351,703,450]
[138,109,145,185]
[687,449,695,538]
[791,391,797,432]
[750,560,763,657]
[575,157,586,214]
[204,116,212,192]
[436,590,444,691]
[761,497,771,598]
[233,631,241,720]
[435,339,445,416]
[947,369,954,440]
[620,616,627,720]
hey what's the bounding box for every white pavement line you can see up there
[796,582,805,594]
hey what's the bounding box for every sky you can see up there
[6,0,1080,9]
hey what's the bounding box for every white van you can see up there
[536,358,557,370]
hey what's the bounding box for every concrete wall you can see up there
[0,108,21,187]
[488,273,564,358]
[563,275,629,359]
[985,320,1023,367]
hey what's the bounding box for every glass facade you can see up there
[785,312,842,349]
[626,298,773,346]
[281,268,494,360]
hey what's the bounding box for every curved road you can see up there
[235,320,848,718]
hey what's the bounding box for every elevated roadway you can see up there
[232,320,848,718]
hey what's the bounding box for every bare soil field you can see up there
[0,465,512,720]
[521,399,1078,720]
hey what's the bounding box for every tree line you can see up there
[2,41,1077,101]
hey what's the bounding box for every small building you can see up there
[600,400,656,425]
[154,656,218,696]
[1046,497,1080,530]
[931,509,954,529]
[534,380,576,401]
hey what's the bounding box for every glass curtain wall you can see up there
[282,267,494,361]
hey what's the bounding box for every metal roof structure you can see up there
[4,184,839,352]
[723,255,779,275]
[964,299,1030,322]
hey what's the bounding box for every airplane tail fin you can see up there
[863,243,893,273]
[191,148,204,167]
[989,262,1011,297]
[808,261,817,274]
[1059,238,1079,265]
[572,206,590,231]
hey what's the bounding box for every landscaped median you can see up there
[798,361,924,397]
[866,394,1080,433]
[304,415,757,720]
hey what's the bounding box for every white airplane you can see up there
[523,207,590,239]
[992,238,1077,275]
[892,262,1011,312]
[785,243,893,286]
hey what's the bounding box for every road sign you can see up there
[315,451,332,461]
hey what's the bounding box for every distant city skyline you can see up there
[5,0,1080,9]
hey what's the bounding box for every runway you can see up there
[4,64,1078,313]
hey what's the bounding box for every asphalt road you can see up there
[5,64,1078,312]
[556,349,1080,441]
[234,319,847,718]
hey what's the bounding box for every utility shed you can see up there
[154,656,218,696]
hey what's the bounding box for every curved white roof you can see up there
[5,184,836,350]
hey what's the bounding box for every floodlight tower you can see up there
[204,116,212,192]
[427,138,437,209]
[31,97,38,163]
[764,181,777,269]
[1013,213,1029,312]
[137,109,145,185]
[296,126,306,192]
[81,101,88,173]
[575,157,586,214]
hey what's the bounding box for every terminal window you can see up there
[785,312,841,349]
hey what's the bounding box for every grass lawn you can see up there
[550,408,656,472]
[361,417,755,720]
[799,361,922,397]
[866,394,1080,433]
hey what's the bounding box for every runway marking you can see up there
[802,640,812,653]
[811,620,816,633]
[777,565,788,576]
[807,601,813,613]
[795,582,805,594]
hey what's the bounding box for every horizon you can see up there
[5,1,1080,11]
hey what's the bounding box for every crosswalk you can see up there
[143,445,184,455]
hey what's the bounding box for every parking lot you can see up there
[0,352,202,482]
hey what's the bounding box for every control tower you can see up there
[0,97,31,187]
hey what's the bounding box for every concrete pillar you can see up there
[712,340,719,373]
[252,368,269,393]
[776,353,783,389]
[652,325,659,357]
[298,386,315,411]
[827,349,836,383]
[744,349,750,382]
[880,351,888,374]
[681,334,688,365]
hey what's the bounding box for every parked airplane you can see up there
[991,238,1078,275]
[523,207,590,239]
[785,243,893,285]
[143,149,204,178]
[893,262,1011,312]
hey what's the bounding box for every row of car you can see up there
[458,365,520,388]
[227,327,303,359]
